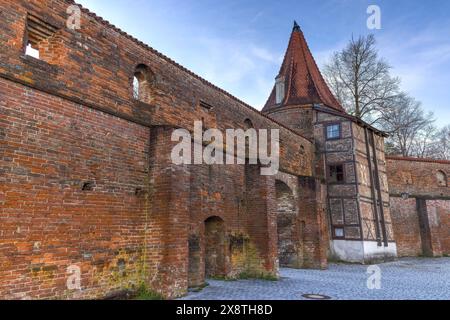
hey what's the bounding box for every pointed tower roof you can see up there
[263,22,344,113]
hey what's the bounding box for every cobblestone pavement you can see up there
[181,258,450,300]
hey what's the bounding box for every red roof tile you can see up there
[263,22,344,113]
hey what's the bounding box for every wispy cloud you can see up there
[189,35,283,108]
[378,25,450,93]
[250,46,283,64]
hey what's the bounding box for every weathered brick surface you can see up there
[0,77,151,299]
[0,0,313,177]
[432,200,450,254]
[387,157,450,199]
[6,0,447,300]
[272,171,328,269]
[275,179,299,267]
[387,157,450,256]
[389,198,422,257]
[0,0,327,299]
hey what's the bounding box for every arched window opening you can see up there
[133,64,155,103]
[437,170,447,187]
[244,118,254,130]
[133,76,140,100]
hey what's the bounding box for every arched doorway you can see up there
[275,180,300,267]
[204,216,226,278]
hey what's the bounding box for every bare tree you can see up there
[439,125,450,159]
[323,35,400,122]
[324,34,449,160]
[410,123,438,158]
[379,93,435,157]
[426,125,450,160]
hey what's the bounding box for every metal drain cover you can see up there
[302,293,331,300]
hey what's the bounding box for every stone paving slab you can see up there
[181,258,450,300]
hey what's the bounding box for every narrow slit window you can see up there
[133,76,140,100]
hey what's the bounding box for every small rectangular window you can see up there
[199,100,214,111]
[24,13,57,59]
[329,164,344,183]
[334,228,344,238]
[326,124,341,140]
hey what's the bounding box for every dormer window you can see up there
[275,76,285,104]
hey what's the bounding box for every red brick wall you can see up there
[440,204,450,255]
[0,77,151,299]
[275,180,299,267]
[427,200,450,255]
[298,177,328,269]
[266,106,315,140]
[0,0,329,299]
[244,164,278,273]
[386,157,450,198]
[390,198,450,257]
[389,198,422,257]
[387,158,450,257]
[146,126,191,298]
[0,0,313,177]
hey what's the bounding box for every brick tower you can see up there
[263,22,398,263]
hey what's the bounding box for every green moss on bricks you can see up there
[134,284,165,300]
[226,233,279,281]
[230,235,266,276]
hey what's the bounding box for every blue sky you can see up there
[77,0,450,127]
